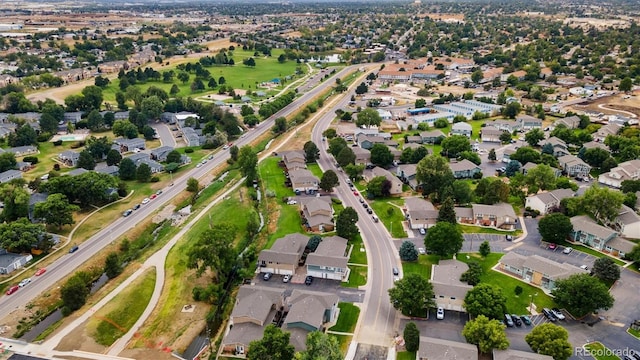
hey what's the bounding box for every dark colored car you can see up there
[133,204,141,210]
[512,314,522,327]
[542,308,557,322]
[305,275,313,285]
[69,245,79,253]
[366,208,373,214]
[504,314,514,327]
[520,315,532,325]
[263,272,273,281]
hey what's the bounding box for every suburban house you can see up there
[450,122,472,138]
[65,168,89,177]
[289,169,319,193]
[95,165,119,177]
[282,290,339,351]
[517,114,543,131]
[357,134,398,150]
[594,123,622,142]
[365,167,403,195]
[114,137,145,153]
[558,154,591,178]
[491,119,520,133]
[396,164,418,190]
[455,203,518,230]
[494,349,553,360]
[581,141,609,152]
[0,169,22,184]
[543,137,570,157]
[404,197,439,229]
[569,215,635,258]
[351,147,371,165]
[420,130,446,144]
[305,236,349,280]
[257,233,307,275]
[0,250,33,275]
[281,150,307,170]
[125,153,165,173]
[449,159,481,179]
[5,145,38,157]
[58,150,81,167]
[299,197,334,232]
[525,189,575,215]
[418,337,478,360]
[502,148,515,164]
[182,127,201,147]
[63,111,83,124]
[521,162,562,177]
[598,159,640,188]
[498,252,588,290]
[612,205,640,239]
[150,146,175,162]
[480,126,502,143]
[406,135,422,144]
[555,115,581,129]
[431,259,473,311]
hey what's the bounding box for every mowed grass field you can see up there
[101,49,305,103]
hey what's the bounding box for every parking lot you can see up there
[512,242,596,269]
[251,272,365,303]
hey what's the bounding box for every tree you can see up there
[399,240,418,261]
[416,155,455,202]
[538,213,572,244]
[336,207,359,239]
[229,145,239,162]
[355,82,369,95]
[582,148,612,169]
[345,163,365,181]
[0,153,17,173]
[104,252,122,279]
[462,315,509,354]
[307,235,322,252]
[619,77,633,92]
[118,158,136,180]
[441,135,471,157]
[238,146,258,186]
[11,124,37,146]
[367,176,390,197]
[106,149,122,166]
[298,332,342,360]
[404,322,420,353]
[112,120,139,139]
[424,222,463,257]
[328,137,348,157]
[471,69,484,84]
[61,271,91,315]
[273,117,287,134]
[0,218,49,253]
[592,257,620,283]
[479,241,491,257]
[415,98,426,108]
[524,164,557,192]
[499,131,512,144]
[166,150,181,164]
[136,163,152,182]
[505,160,521,177]
[509,147,541,165]
[460,261,483,285]
[502,101,521,118]
[463,283,507,319]
[388,274,435,316]
[140,95,163,121]
[370,143,394,168]
[86,109,104,131]
[170,84,180,95]
[459,151,481,165]
[319,170,339,192]
[581,186,625,224]
[187,223,238,284]
[243,57,256,67]
[247,324,295,360]
[81,85,103,111]
[186,177,200,193]
[77,150,96,170]
[525,323,573,360]
[33,193,79,229]
[355,108,382,127]
[336,147,356,168]
[303,141,319,163]
[552,273,614,317]
[322,128,337,139]
[525,128,545,147]
[452,180,472,205]
[39,113,59,135]
[437,197,457,224]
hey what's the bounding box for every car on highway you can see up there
[520,315,532,325]
[305,275,313,286]
[563,247,573,254]
[436,307,445,320]
[548,243,557,250]
[282,274,291,283]
[353,191,359,196]
[122,209,133,217]
[35,268,46,276]
[142,198,150,204]
[19,278,31,287]
[150,194,158,200]
[552,308,566,320]
[133,204,141,210]
[6,285,19,295]
[156,190,163,196]
[69,245,79,253]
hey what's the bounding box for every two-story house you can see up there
[404,197,439,230]
[598,159,640,188]
[456,203,517,230]
[594,123,622,142]
[569,215,635,258]
[480,126,503,143]
[289,169,319,193]
[150,146,175,162]
[517,114,543,131]
[59,150,81,167]
[114,137,146,153]
[449,159,481,179]
[306,236,349,280]
[0,169,22,184]
[612,205,640,240]
[281,150,307,170]
[491,119,520,133]
[431,259,473,311]
[543,137,570,158]
[396,164,418,190]
[554,115,581,129]
[525,189,575,215]
[257,233,308,275]
[352,147,371,165]
[282,290,339,351]
[499,252,588,290]
[558,154,591,178]
[300,197,334,232]
[450,123,472,138]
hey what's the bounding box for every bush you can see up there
[150,176,160,182]
[331,198,342,204]
[184,148,194,153]
[37,133,52,142]
[53,140,63,146]
[201,142,215,149]
[70,141,85,149]
[515,285,523,296]
[23,156,38,164]
[473,171,483,179]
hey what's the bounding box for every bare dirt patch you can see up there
[55,319,105,353]
[571,95,640,118]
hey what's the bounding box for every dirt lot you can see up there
[569,94,640,118]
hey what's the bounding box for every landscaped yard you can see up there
[402,254,440,279]
[307,163,323,179]
[369,199,407,238]
[330,334,353,355]
[458,253,557,314]
[329,303,360,333]
[628,327,640,339]
[347,234,367,265]
[584,342,621,360]
[343,265,367,288]
[396,351,416,360]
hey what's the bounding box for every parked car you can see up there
[362,203,368,209]
[520,315,532,325]
[150,194,157,200]
[542,308,557,321]
[35,268,46,276]
[436,307,445,320]
[133,204,141,210]
[142,198,150,205]
[392,267,399,276]
[506,235,513,241]
[372,216,379,223]
[69,245,79,253]
[552,308,566,320]
[305,275,313,285]
[504,314,514,327]
[156,190,163,196]
[282,274,291,283]
[122,209,133,217]
[563,247,573,254]
[548,243,557,250]
[6,285,19,295]
[418,247,426,255]
[353,191,359,196]
[263,272,273,281]
[512,314,522,327]
[419,228,426,235]
[366,208,373,214]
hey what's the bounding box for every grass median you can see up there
[329,303,360,333]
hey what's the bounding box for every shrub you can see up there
[515,286,523,296]
[150,176,160,182]
[53,140,63,146]
[23,156,38,164]
[184,148,194,153]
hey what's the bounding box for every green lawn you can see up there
[348,234,367,265]
[369,199,407,238]
[584,342,621,360]
[402,254,440,279]
[343,265,367,288]
[458,253,557,314]
[330,334,352,355]
[90,269,156,346]
[628,327,640,339]
[396,352,416,360]
[570,244,626,266]
[307,163,323,179]
[329,303,360,333]
[102,49,304,103]
[458,224,521,236]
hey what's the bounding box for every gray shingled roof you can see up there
[306,236,348,269]
[285,290,338,330]
[493,349,553,360]
[230,286,284,324]
[418,336,478,360]
[571,215,616,239]
[258,233,307,264]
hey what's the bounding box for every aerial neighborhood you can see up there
[0,1,639,360]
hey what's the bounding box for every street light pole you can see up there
[529,292,538,314]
